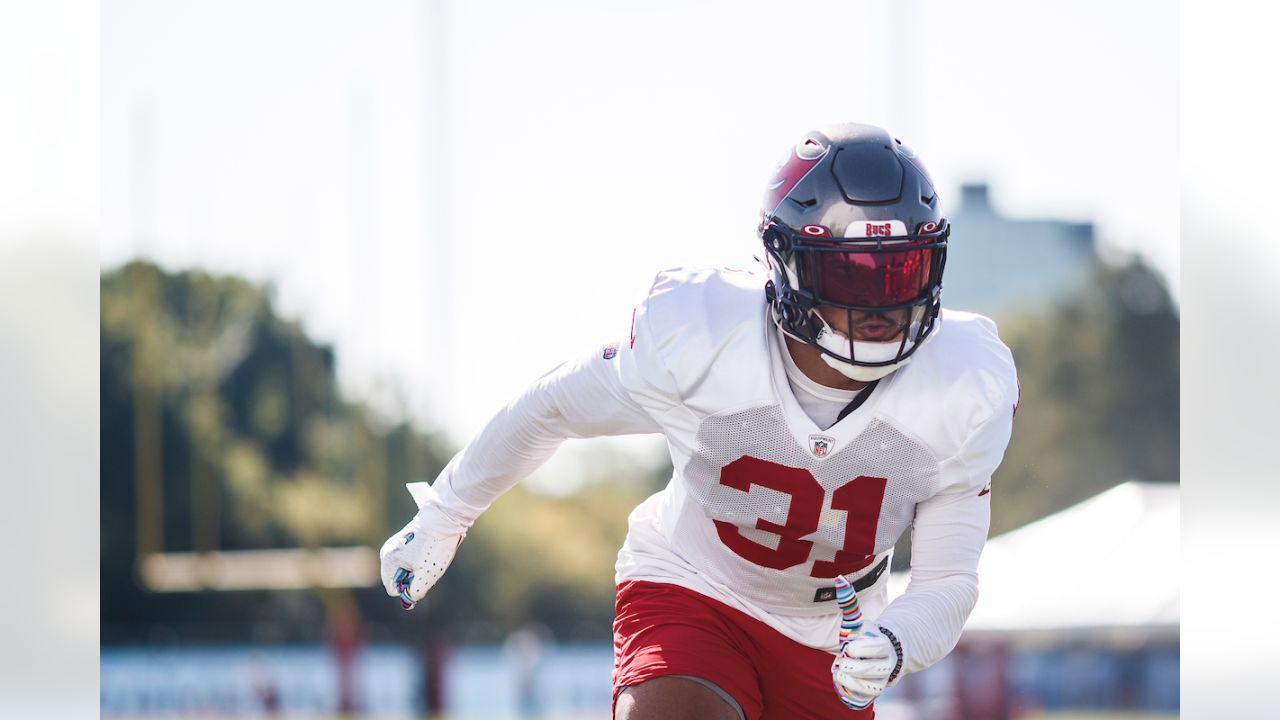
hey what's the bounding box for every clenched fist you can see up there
[831,628,903,709]
[379,482,468,610]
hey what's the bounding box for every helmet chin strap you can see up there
[813,313,914,382]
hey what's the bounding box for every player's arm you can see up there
[831,478,993,706]
[875,480,990,670]
[870,374,1018,677]
[380,292,681,608]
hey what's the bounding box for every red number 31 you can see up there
[712,455,887,578]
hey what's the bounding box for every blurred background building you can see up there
[945,183,1097,318]
[99,0,1178,718]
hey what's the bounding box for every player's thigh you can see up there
[615,676,741,720]
[613,581,763,718]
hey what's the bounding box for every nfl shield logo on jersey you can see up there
[809,434,834,458]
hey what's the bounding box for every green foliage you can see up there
[101,261,654,643]
[989,258,1179,536]
[100,262,451,641]
[102,261,423,549]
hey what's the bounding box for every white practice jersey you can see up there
[419,267,1018,677]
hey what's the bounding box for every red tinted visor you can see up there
[805,240,936,308]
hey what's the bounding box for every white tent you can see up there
[888,481,1179,637]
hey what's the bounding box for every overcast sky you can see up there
[100,0,1178,447]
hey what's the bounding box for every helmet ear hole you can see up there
[763,228,788,252]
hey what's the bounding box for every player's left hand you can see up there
[831,628,901,708]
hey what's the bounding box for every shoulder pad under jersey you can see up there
[629,267,774,413]
[878,309,1019,469]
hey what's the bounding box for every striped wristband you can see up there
[877,626,904,685]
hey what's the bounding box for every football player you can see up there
[381,123,1019,719]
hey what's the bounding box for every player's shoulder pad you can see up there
[631,266,770,398]
[890,309,1020,448]
[644,266,767,332]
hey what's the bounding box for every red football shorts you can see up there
[612,580,875,720]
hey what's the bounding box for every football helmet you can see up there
[760,123,948,382]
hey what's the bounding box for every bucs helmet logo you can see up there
[809,434,835,458]
[763,138,829,216]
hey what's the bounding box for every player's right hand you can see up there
[831,628,899,709]
[378,511,465,610]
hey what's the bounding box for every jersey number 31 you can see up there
[713,455,886,578]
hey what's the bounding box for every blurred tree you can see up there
[101,262,660,644]
[989,257,1178,535]
[100,262,452,642]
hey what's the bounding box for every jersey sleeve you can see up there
[872,355,1018,676]
[419,277,684,528]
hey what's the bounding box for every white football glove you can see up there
[379,483,468,610]
[831,628,902,708]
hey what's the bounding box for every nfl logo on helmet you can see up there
[809,435,834,458]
